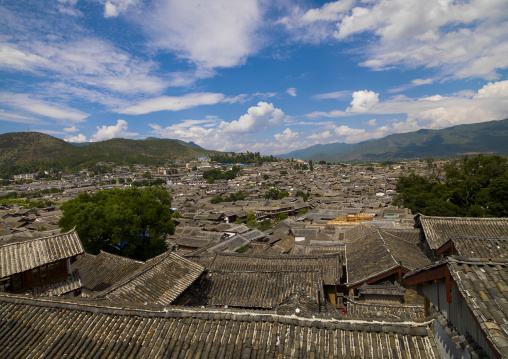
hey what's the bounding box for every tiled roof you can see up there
[0,229,84,278]
[448,235,508,258]
[418,216,508,250]
[206,269,325,311]
[71,251,145,291]
[358,282,406,296]
[210,252,342,285]
[95,251,204,305]
[346,229,430,287]
[447,257,508,357]
[0,293,441,359]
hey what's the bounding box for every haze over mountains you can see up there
[279,118,508,162]
[1,118,507,169]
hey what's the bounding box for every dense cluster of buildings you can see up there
[1,159,507,358]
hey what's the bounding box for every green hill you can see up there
[280,118,508,162]
[0,132,215,174]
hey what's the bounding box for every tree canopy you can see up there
[394,155,508,217]
[58,187,175,260]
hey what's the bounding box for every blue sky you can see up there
[1,0,507,155]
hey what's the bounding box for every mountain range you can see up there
[0,132,214,170]
[278,118,508,162]
[1,118,507,171]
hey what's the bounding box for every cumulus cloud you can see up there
[63,126,78,133]
[286,88,297,97]
[475,80,508,99]
[367,119,377,126]
[274,128,299,142]
[65,133,87,143]
[219,102,285,133]
[0,92,89,123]
[308,131,333,140]
[143,0,262,69]
[119,93,226,115]
[90,119,138,142]
[347,90,379,113]
[304,79,508,143]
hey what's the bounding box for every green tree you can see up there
[246,211,257,228]
[309,160,314,171]
[394,155,508,217]
[58,187,175,260]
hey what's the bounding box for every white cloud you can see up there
[65,133,87,142]
[312,90,351,100]
[367,119,377,126]
[475,80,508,99]
[119,93,226,115]
[305,109,348,118]
[0,109,42,124]
[274,128,299,142]
[286,88,297,97]
[102,0,139,18]
[308,131,333,140]
[279,0,508,81]
[143,0,262,69]
[149,120,224,150]
[276,0,355,44]
[90,119,138,142]
[0,92,89,123]
[390,78,434,93]
[104,2,119,17]
[63,126,78,133]
[347,90,379,113]
[412,78,433,86]
[304,80,508,141]
[219,102,285,133]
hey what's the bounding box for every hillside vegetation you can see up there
[0,132,215,176]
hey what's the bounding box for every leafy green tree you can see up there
[58,187,175,260]
[394,155,508,217]
[263,174,269,180]
[246,211,257,228]
[257,219,273,231]
[264,188,289,200]
[295,190,309,201]
[309,160,314,171]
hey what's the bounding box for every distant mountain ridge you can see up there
[0,132,214,169]
[279,118,508,162]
